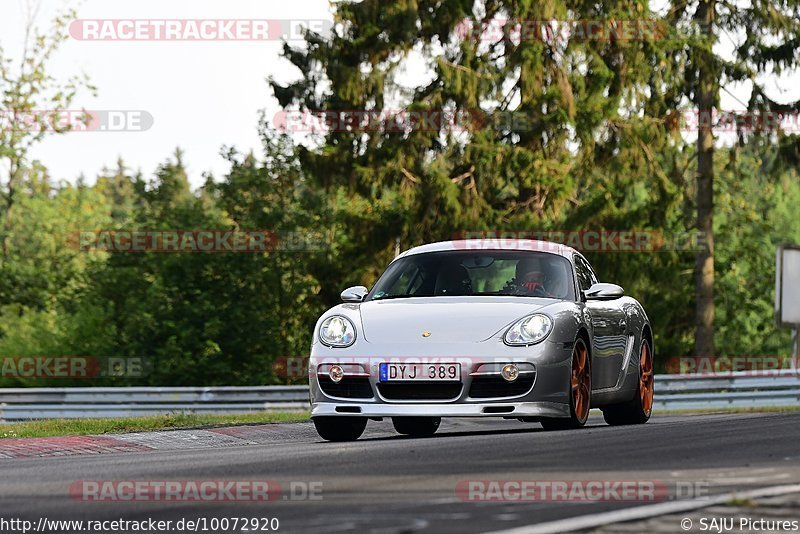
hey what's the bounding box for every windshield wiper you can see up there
[371,295,419,301]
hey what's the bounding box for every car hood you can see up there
[359,296,552,344]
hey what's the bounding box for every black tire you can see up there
[602,336,654,426]
[541,337,591,431]
[313,416,367,441]
[392,416,441,437]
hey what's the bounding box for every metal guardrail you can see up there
[0,371,797,420]
[654,369,800,410]
[0,386,310,421]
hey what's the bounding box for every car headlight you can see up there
[319,315,357,347]
[504,314,553,346]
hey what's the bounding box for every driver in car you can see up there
[516,258,546,294]
[503,257,566,297]
[500,257,544,296]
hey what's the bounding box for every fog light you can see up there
[329,365,344,383]
[501,364,519,382]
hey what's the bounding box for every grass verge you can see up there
[3,405,796,439]
[0,411,310,439]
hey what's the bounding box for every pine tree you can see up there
[666,0,800,356]
[271,0,673,285]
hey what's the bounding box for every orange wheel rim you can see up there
[639,341,654,415]
[571,339,591,423]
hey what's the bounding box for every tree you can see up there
[94,159,141,225]
[69,136,327,386]
[0,2,95,260]
[270,0,685,353]
[0,178,114,387]
[714,141,800,357]
[210,128,328,376]
[665,0,800,356]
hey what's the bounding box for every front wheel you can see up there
[392,416,441,437]
[602,336,654,425]
[313,416,367,441]
[541,337,591,431]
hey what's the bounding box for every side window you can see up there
[386,263,423,296]
[586,263,600,284]
[584,257,599,285]
[574,256,593,292]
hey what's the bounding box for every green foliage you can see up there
[0,133,328,387]
[0,5,96,263]
[1,1,799,387]
[714,145,800,356]
[268,0,800,367]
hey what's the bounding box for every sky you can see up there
[1,0,333,188]
[2,0,799,189]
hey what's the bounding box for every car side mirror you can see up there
[341,286,368,303]
[585,283,624,300]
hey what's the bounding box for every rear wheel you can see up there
[313,416,367,441]
[541,337,591,431]
[392,416,441,437]
[602,336,654,425]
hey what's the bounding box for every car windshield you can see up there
[367,250,576,301]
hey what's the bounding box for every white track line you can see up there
[485,483,800,534]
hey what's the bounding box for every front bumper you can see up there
[311,401,569,418]
[309,337,574,418]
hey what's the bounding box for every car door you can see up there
[575,254,628,390]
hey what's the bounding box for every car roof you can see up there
[396,239,579,261]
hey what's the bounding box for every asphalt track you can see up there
[2,412,799,533]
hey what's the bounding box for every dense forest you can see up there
[1,0,799,386]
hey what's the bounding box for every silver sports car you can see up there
[309,239,654,441]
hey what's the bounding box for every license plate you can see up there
[379,363,461,382]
